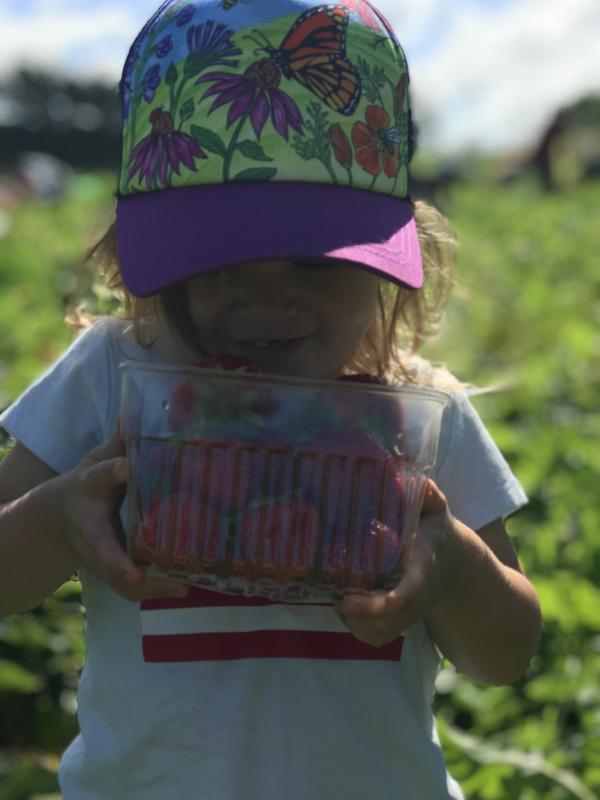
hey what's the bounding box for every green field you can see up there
[0,171,599,799]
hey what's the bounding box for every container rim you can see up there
[119,359,451,405]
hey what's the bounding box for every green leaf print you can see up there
[292,102,337,184]
[166,62,178,88]
[232,167,278,182]
[180,98,195,124]
[184,52,207,79]
[191,125,227,157]
[236,140,274,162]
[356,56,387,107]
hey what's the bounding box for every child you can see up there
[0,1,541,797]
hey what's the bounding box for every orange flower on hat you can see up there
[352,105,400,178]
[327,124,353,170]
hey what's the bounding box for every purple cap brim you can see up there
[115,183,423,297]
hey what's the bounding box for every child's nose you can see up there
[226,260,295,305]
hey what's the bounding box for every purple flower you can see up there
[198,59,303,140]
[175,4,196,26]
[142,64,162,103]
[128,108,207,190]
[155,35,174,58]
[187,21,242,70]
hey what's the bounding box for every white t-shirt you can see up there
[0,319,527,800]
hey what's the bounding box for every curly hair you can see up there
[71,200,457,386]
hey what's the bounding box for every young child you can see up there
[0,1,541,798]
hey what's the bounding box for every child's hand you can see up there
[58,427,189,602]
[333,480,454,647]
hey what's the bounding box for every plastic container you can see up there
[120,362,449,601]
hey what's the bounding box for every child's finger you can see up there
[420,479,448,516]
[79,457,129,495]
[74,523,146,597]
[83,426,126,464]
[76,525,189,601]
[334,592,387,620]
[334,598,406,647]
[138,577,191,601]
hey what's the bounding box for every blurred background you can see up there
[0,1,599,798]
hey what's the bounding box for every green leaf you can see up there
[236,140,274,162]
[191,125,227,157]
[232,167,278,182]
[165,62,178,87]
[184,52,206,79]
[0,659,43,693]
[179,98,195,123]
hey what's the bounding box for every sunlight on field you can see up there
[1,170,599,799]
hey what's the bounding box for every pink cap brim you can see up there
[116,182,422,297]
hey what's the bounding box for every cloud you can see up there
[1,0,598,153]
[0,1,138,80]
[388,0,600,153]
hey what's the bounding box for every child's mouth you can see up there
[237,337,307,357]
[248,338,293,348]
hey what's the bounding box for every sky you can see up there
[1,0,599,154]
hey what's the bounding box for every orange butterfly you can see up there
[250,5,362,116]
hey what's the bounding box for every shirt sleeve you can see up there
[432,391,527,531]
[0,320,115,474]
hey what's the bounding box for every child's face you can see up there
[185,259,380,378]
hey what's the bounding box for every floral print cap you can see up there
[115,0,423,297]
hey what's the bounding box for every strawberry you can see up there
[332,374,403,454]
[197,354,282,420]
[366,520,403,576]
[136,488,222,569]
[188,435,260,513]
[234,499,320,580]
[137,492,162,551]
[168,379,197,431]
[297,426,395,516]
[197,354,262,372]
[304,426,394,461]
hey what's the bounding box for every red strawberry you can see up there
[187,435,260,515]
[196,355,279,427]
[234,499,320,580]
[332,375,403,449]
[197,354,262,372]
[169,379,197,431]
[135,485,222,571]
[305,426,393,461]
[367,520,403,576]
[298,426,395,518]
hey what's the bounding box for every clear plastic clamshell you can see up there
[121,363,449,602]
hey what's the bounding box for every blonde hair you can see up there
[71,200,458,386]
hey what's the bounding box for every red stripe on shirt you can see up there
[141,586,403,663]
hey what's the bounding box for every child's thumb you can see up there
[81,421,127,475]
[420,479,447,517]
